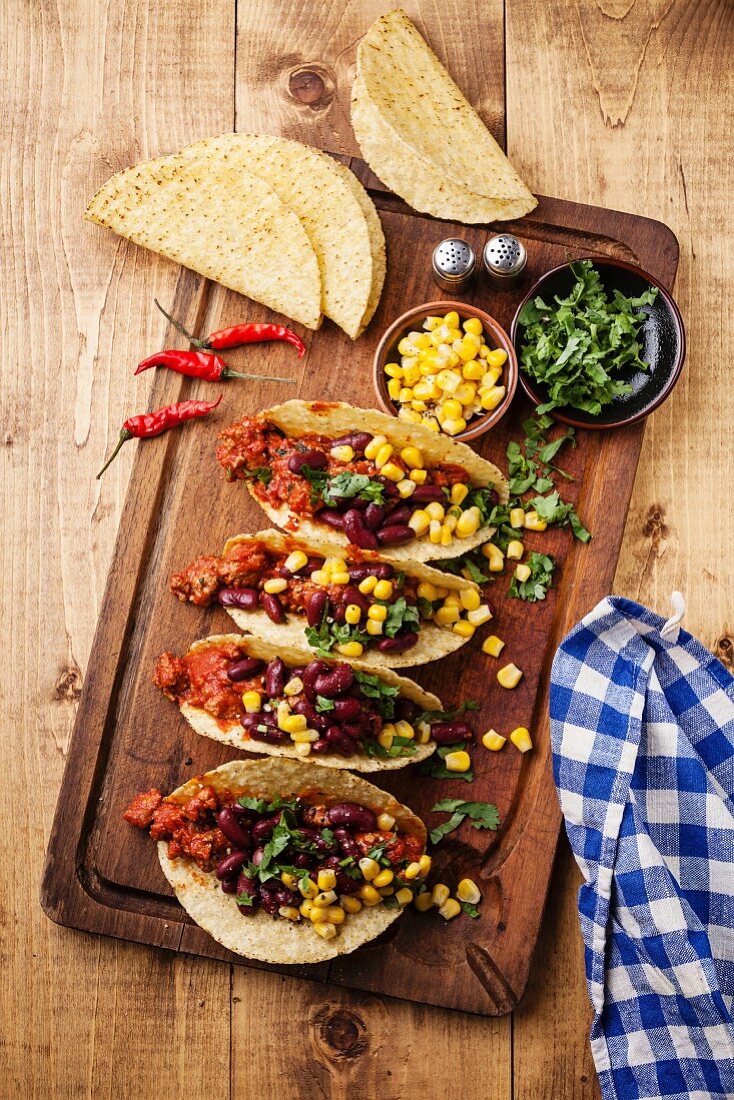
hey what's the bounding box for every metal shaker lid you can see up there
[432,238,476,288]
[483,234,527,279]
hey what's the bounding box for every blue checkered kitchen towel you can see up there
[550,595,734,1100]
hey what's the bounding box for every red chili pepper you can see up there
[154,299,306,358]
[135,349,294,384]
[96,396,222,479]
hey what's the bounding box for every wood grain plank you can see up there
[507,3,734,1096]
[234,0,505,156]
[1,0,234,1095]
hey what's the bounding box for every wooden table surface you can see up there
[5,1,733,1096]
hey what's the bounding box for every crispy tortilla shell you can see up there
[158,758,425,963]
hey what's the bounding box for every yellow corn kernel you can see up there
[284,550,308,573]
[429,519,442,544]
[366,618,383,636]
[456,506,481,538]
[358,574,378,595]
[510,507,526,529]
[359,857,379,881]
[374,442,393,468]
[421,415,441,432]
[397,478,416,499]
[510,726,533,753]
[408,468,426,485]
[317,869,337,892]
[408,509,431,535]
[414,890,434,912]
[440,398,463,421]
[324,555,346,574]
[400,445,424,469]
[416,720,432,744]
[364,434,386,460]
[487,348,508,368]
[373,579,393,601]
[435,605,460,626]
[368,603,387,622]
[242,690,261,714]
[524,510,548,532]
[345,603,362,625]
[432,883,450,907]
[443,310,460,328]
[373,868,394,888]
[421,501,443,524]
[377,723,395,750]
[481,542,505,571]
[263,577,287,595]
[443,590,461,607]
[514,563,532,583]
[483,729,507,751]
[313,889,338,908]
[418,854,432,876]
[462,360,485,381]
[481,366,503,388]
[450,482,469,506]
[278,905,301,922]
[299,877,318,899]
[460,587,481,612]
[401,364,421,386]
[394,720,415,740]
[313,921,337,940]
[384,363,403,379]
[438,898,462,921]
[445,750,472,772]
[403,861,421,880]
[341,895,362,914]
[291,729,319,744]
[396,887,413,906]
[463,316,483,336]
[309,906,330,924]
[453,619,475,639]
[497,663,523,689]
[478,344,490,359]
[436,369,460,394]
[467,605,493,628]
[454,382,477,406]
[482,635,505,657]
[457,337,479,362]
[310,569,330,586]
[399,407,422,424]
[398,336,417,356]
[336,641,364,658]
[506,539,524,561]
[439,523,452,546]
[281,871,299,890]
[294,742,312,757]
[283,676,304,697]
[279,711,308,733]
[387,378,402,400]
[330,443,355,464]
[359,884,382,906]
[299,899,314,919]
[417,581,438,603]
[423,315,443,331]
[377,812,396,831]
[325,905,346,925]
[480,385,506,411]
[381,461,405,483]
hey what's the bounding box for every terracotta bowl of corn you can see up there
[373,301,518,441]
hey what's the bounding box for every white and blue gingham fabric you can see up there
[550,595,734,1100]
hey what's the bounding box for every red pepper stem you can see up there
[154,299,208,349]
[96,428,133,479]
[222,369,296,383]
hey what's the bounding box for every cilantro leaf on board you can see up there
[509,551,556,602]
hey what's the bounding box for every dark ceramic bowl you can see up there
[373,301,518,442]
[510,258,685,430]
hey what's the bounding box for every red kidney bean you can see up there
[395,697,419,722]
[240,712,260,732]
[251,716,288,743]
[311,737,331,754]
[218,587,258,610]
[216,850,248,880]
[411,484,448,503]
[320,509,345,530]
[348,562,394,582]
[487,488,499,506]
[342,585,369,614]
[305,589,328,628]
[235,872,259,914]
[252,847,264,865]
[227,656,265,682]
[305,556,324,573]
[252,812,282,845]
[216,808,252,850]
[259,591,285,624]
[348,496,369,511]
[323,855,360,895]
[328,802,378,831]
[344,509,379,550]
[220,876,238,895]
[303,660,330,701]
[384,504,412,526]
[258,882,281,915]
[364,503,385,530]
[430,720,474,744]
[333,602,347,623]
[333,827,360,858]
[380,479,400,498]
[324,727,358,756]
[272,883,299,908]
[377,525,414,546]
[332,431,372,454]
[231,803,254,821]
[293,853,315,869]
[313,664,354,697]
[298,826,336,853]
[377,632,418,653]
[333,696,362,721]
[341,714,371,739]
[288,449,327,474]
[265,658,286,697]
[292,698,329,731]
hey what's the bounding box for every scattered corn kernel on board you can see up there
[41,168,678,1015]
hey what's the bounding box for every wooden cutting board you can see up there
[40,175,679,1015]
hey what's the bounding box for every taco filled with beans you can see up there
[170,529,493,667]
[123,758,430,963]
[153,633,475,770]
[216,400,508,563]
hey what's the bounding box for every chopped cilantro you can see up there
[419,742,474,783]
[315,695,335,713]
[364,735,417,759]
[509,551,556,602]
[242,466,272,487]
[322,472,386,506]
[353,670,400,719]
[414,700,479,725]
[461,902,481,919]
[383,596,420,638]
[429,798,501,845]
